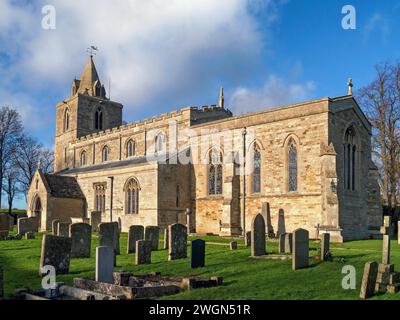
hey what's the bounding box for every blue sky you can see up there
[0,0,399,208]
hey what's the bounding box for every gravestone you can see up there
[17,217,38,235]
[70,223,92,258]
[164,228,169,250]
[360,261,378,299]
[99,222,120,255]
[382,234,390,265]
[145,226,160,251]
[190,239,205,268]
[58,223,71,238]
[321,233,330,261]
[251,214,266,257]
[284,233,293,254]
[230,241,238,250]
[52,219,60,235]
[127,225,144,254]
[90,211,102,232]
[39,235,72,275]
[292,228,309,270]
[96,246,114,284]
[245,231,251,247]
[0,214,10,233]
[168,224,187,260]
[279,233,286,253]
[135,240,151,265]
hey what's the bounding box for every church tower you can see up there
[54,55,123,172]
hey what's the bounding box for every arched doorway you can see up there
[32,195,42,228]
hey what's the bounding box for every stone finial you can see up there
[37,160,42,171]
[218,87,224,109]
[347,78,353,96]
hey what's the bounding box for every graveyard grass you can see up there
[1,232,400,300]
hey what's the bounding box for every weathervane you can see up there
[86,46,99,57]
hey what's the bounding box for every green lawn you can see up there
[0,231,399,300]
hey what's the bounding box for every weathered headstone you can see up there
[279,233,286,253]
[360,261,378,299]
[90,211,102,232]
[0,214,10,233]
[25,232,35,239]
[135,240,151,265]
[99,222,120,255]
[321,233,330,260]
[70,223,92,258]
[127,225,144,254]
[52,219,60,235]
[284,233,293,254]
[168,224,187,260]
[96,246,114,284]
[382,234,390,265]
[251,214,266,257]
[17,217,38,235]
[58,223,70,238]
[164,228,169,250]
[39,235,72,275]
[190,239,205,268]
[145,226,159,251]
[245,231,251,247]
[230,241,238,250]
[292,228,309,270]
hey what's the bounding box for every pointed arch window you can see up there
[344,127,357,190]
[94,107,103,130]
[94,183,106,213]
[126,139,135,158]
[155,133,165,153]
[63,109,70,132]
[102,146,110,162]
[208,149,223,195]
[125,178,139,214]
[252,143,261,193]
[80,151,87,166]
[288,139,298,192]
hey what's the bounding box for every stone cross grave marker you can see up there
[135,240,152,265]
[70,223,92,258]
[39,235,72,275]
[251,214,266,257]
[168,223,187,260]
[96,246,114,284]
[145,226,160,251]
[321,233,330,261]
[190,239,205,268]
[127,225,144,254]
[99,222,120,255]
[292,228,309,270]
[359,261,378,299]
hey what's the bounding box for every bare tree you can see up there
[12,134,54,198]
[3,167,20,215]
[358,62,400,222]
[0,106,23,208]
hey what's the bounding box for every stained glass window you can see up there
[94,183,106,213]
[253,144,261,193]
[288,140,298,192]
[208,149,222,195]
[126,179,139,214]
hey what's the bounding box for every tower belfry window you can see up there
[63,109,70,132]
[95,107,103,130]
[344,127,357,191]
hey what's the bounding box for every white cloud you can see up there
[228,75,316,114]
[363,13,390,44]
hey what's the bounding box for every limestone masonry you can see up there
[26,56,382,242]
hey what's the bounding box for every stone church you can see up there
[26,56,382,242]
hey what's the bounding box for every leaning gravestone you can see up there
[52,219,60,235]
[96,246,114,284]
[145,226,160,251]
[292,228,309,270]
[127,225,144,254]
[99,222,120,255]
[17,217,38,235]
[164,228,169,250]
[39,235,72,275]
[90,211,102,232]
[135,240,151,265]
[70,223,92,258]
[320,233,330,261]
[58,223,71,238]
[190,239,205,268]
[251,214,266,257]
[168,223,187,260]
[360,261,378,299]
[0,214,10,233]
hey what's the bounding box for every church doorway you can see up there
[32,195,42,228]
